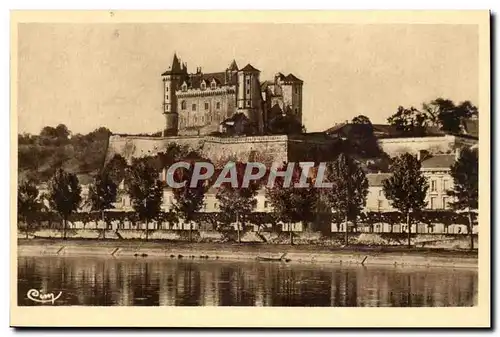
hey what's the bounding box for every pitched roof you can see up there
[220,113,249,125]
[463,119,479,138]
[325,123,447,139]
[366,173,392,187]
[240,64,260,72]
[186,72,234,89]
[283,73,303,83]
[260,80,272,91]
[324,123,348,135]
[161,53,184,76]
[228,59,239,71]
[421,154,455,169]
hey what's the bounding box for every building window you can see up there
[246,89,250,95]
[377,200,383,210]
[181,101,186,110]
[201,82,206,90]
[430,197,437,209]
[192,104,196,111]
[246,78,251,85]
[443,179,450,192]
[205,102,209,110]
[166,86,169,92]
[442,197,448,209]
[213,203,218,209]
[295,108,299,115]
[216,102,221,109]
[182,83,187,92]
[431,180,437,192]
[166,94,169,100]
[211,81,216,89]
[264,201,269,208]
[246,101,251,107]
[295,87,299,94]
[378,190,383,197]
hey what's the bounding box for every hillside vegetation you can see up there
[18,125,112,184]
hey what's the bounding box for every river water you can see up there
[17,256,477,307]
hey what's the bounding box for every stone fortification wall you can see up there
[378,135,477,157]
[105,134,338,168]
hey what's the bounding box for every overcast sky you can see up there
[17,23,478,135]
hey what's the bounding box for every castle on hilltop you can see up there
[161,54,304,136]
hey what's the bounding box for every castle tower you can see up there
[281,73,304,124]
[237,64,263,132]
[161,53,184,136]
[226,59,238,84]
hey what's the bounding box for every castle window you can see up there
[431,180,437,192]
[211,81,216,89]
[246,89,250,95]
[166,94,169,100]
[181,101,186,110]
[295,87,299,94]
[442,197,449,209]
[205,102,209,110]
[166,86,169,92]
[181,83,187,92]
[216,102,221,109]
[192,104,197,111]
[246,101,251,107]
[246,78,250,85]
[377,200,383,210]
[201,82,206,90]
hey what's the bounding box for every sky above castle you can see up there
[17,23,478,135]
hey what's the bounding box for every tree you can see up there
[103,154,129,186]
[126,160,163,240]
[348,115,381,158]
[265,163,318,245]
[171,160,207,242]
[387,106,429,136]
[47,169,82,239]
[267,114,305,135]
[18,180,41,238]
[382,154,428,248]
[215,162,260,243]
[88,172,118,230]
[423,98,478,134]
[447,147,478,250]
[352,115,372,126]
[324,154,368,246]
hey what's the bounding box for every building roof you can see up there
[186,72,236,89]
[421,154,455,169]
[260,80,272,91]
[463,119,479,138]
[325,122,447,139]
[161,53,185,76]
[220,113,249,126]
[283,73,303,83]
[240,64,260,72]
[228,60,239,71]
[366,173,392,187]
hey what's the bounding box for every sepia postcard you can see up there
[10,10,490,328]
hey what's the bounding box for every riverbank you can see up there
[17,239,478,269]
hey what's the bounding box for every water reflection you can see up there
[18,256,477,307]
